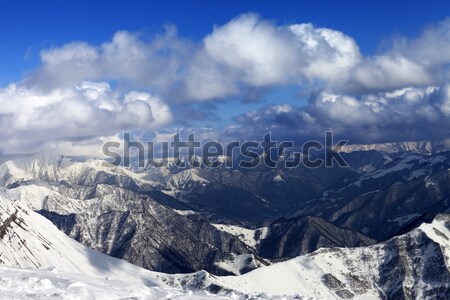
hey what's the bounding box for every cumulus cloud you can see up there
[185,14,361,100]
[348,56,434,92]
[23,14,450,100]
[0,81,172,155]
[3,14,450,156]
[27,27,191,92]
[23,15,450,101]
[207,16,450,144]
[346,19,450,92]
[24,14,364,101]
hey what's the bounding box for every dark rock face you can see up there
[293,152,450,240]
[183,162,353,224]
[258,215,376,259]
[339,150,390,171]
[341,214,450,299]
[37,210,78,238]
[375,231,450,299]
[0,209,18,240]
[186,214,450,299]
[321,274,357,299]
[39,186,265,275]
[182,182,277,224]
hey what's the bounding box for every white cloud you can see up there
[124,91,173,128]
[37,135,124,158]
[184,16,450,99]
[185,14,361,100]
[349,56,433,91]
[0,82,172,155]
[231,85,450,143]
[23,15,450,102]
[203,14,298,86]
[27,29,191,92]
[288,23,361,83]
[346,19,450,92]
[439,84,450,116]
[2,14,450,156]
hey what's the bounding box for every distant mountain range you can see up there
[339,140,450,154]
[0,145,450,298]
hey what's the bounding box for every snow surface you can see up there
[0,187,301,299]
[0,188,168,286]
[1,154,450,299]
[0,265,235,300]
[212,224,268,248]
[203,216,450,299]
[273,175,285,183]
[215,254,258,275]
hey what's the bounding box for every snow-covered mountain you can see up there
[190,213,450,299]
[0,154,268,275]
[256,215,376,259]
[0,186,234,299]
[0,187,171,285]
[293,152,450,241]
[1,150,450,299]
[0,154,160,190]
[15,183,265,275]
[2,178,450,299]
[340,140,450,154]
[0,185,312,299]
[0,152,352,225]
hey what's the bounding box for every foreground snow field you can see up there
[0,265,322,300]
[0,265,235,300]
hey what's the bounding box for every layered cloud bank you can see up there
[2,14,450,155]
[232,86,450,143]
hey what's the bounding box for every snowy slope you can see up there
[0,186,301,299]
[212,224,268,248]
[0,187,171,286]
[197,214,450,299]
[4,182,265,276]
[0,265,235,300]
[3,183,449,299]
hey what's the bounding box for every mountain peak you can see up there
[340,140,450,154]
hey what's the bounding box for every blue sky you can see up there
[1,0,449,84]
[0,1,450,155]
